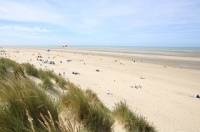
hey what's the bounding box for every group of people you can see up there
[43,59,55,65]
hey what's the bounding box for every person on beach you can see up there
[196,94,200,98]
[107,90,110,94]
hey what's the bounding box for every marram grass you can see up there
[62,84,114,132]
[0,57,156,132]
[0,78,59,132]
[22,63,39,78]
[113,101,156,132]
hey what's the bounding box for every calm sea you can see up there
[21,45,200,52]
[69,46,200,52]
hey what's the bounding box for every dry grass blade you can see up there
[26,110,35,132]
[39,113,51,132]
[56,117,80,132]
[38,119,49,131]
[56,118,67,132]
[47,110,56,131]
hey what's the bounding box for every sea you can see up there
[68,45,200,70]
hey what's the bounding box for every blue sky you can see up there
[0,0,200,47]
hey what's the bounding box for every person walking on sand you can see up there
[107,90,110,95]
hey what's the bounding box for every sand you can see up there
[1,46,200,132]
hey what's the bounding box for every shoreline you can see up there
[54,48,200,71]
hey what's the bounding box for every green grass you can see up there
[0,77,59,132]
[44,70,68,89]
[0,63,7,79]
[22,64,67,90]
[22,63,39,78]
[62,83,114,132]
[85,89,109,112]
[112,101,156,132]
[0,57,156,132]
[0,58,21,68]
[42,76,53,89]
[0,58,25,79]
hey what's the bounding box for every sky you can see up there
[0,0,200,47]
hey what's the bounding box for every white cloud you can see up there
[0,6,8,12]
[0,0,200,46]
[0,25,49,34]
[0,0,63,25]
[1,0,199,29]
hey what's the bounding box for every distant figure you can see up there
[107,90,110,95]
[196,94,200,98]
[72,71,80,75]
[63,72,65,76]
[140,76,145,79]
[134,85,138,89]
[96,69,100,72]
[58,73,61,76]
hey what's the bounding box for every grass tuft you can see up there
[62,84,114,132]
[0,63,7,79]
[0,78,59,132]
[113,101,156,132]
[0,58,25,79]
[22,63,39,78]
[42,76,53,89]
[44,70,68,89]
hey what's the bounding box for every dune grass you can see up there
[0,58,21,68]
[62,83,114,132]
[22,63,39,78]
[0,58,25,79]
[0,77,59,132]
[44,70,68,89]
[113,101,156,132]
[42,76,53,89]
[0,57,156,132]
[22,64,67,90]
[0,58,58,131]
[0,63,7,79]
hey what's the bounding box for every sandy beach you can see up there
[1,46,200,132]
